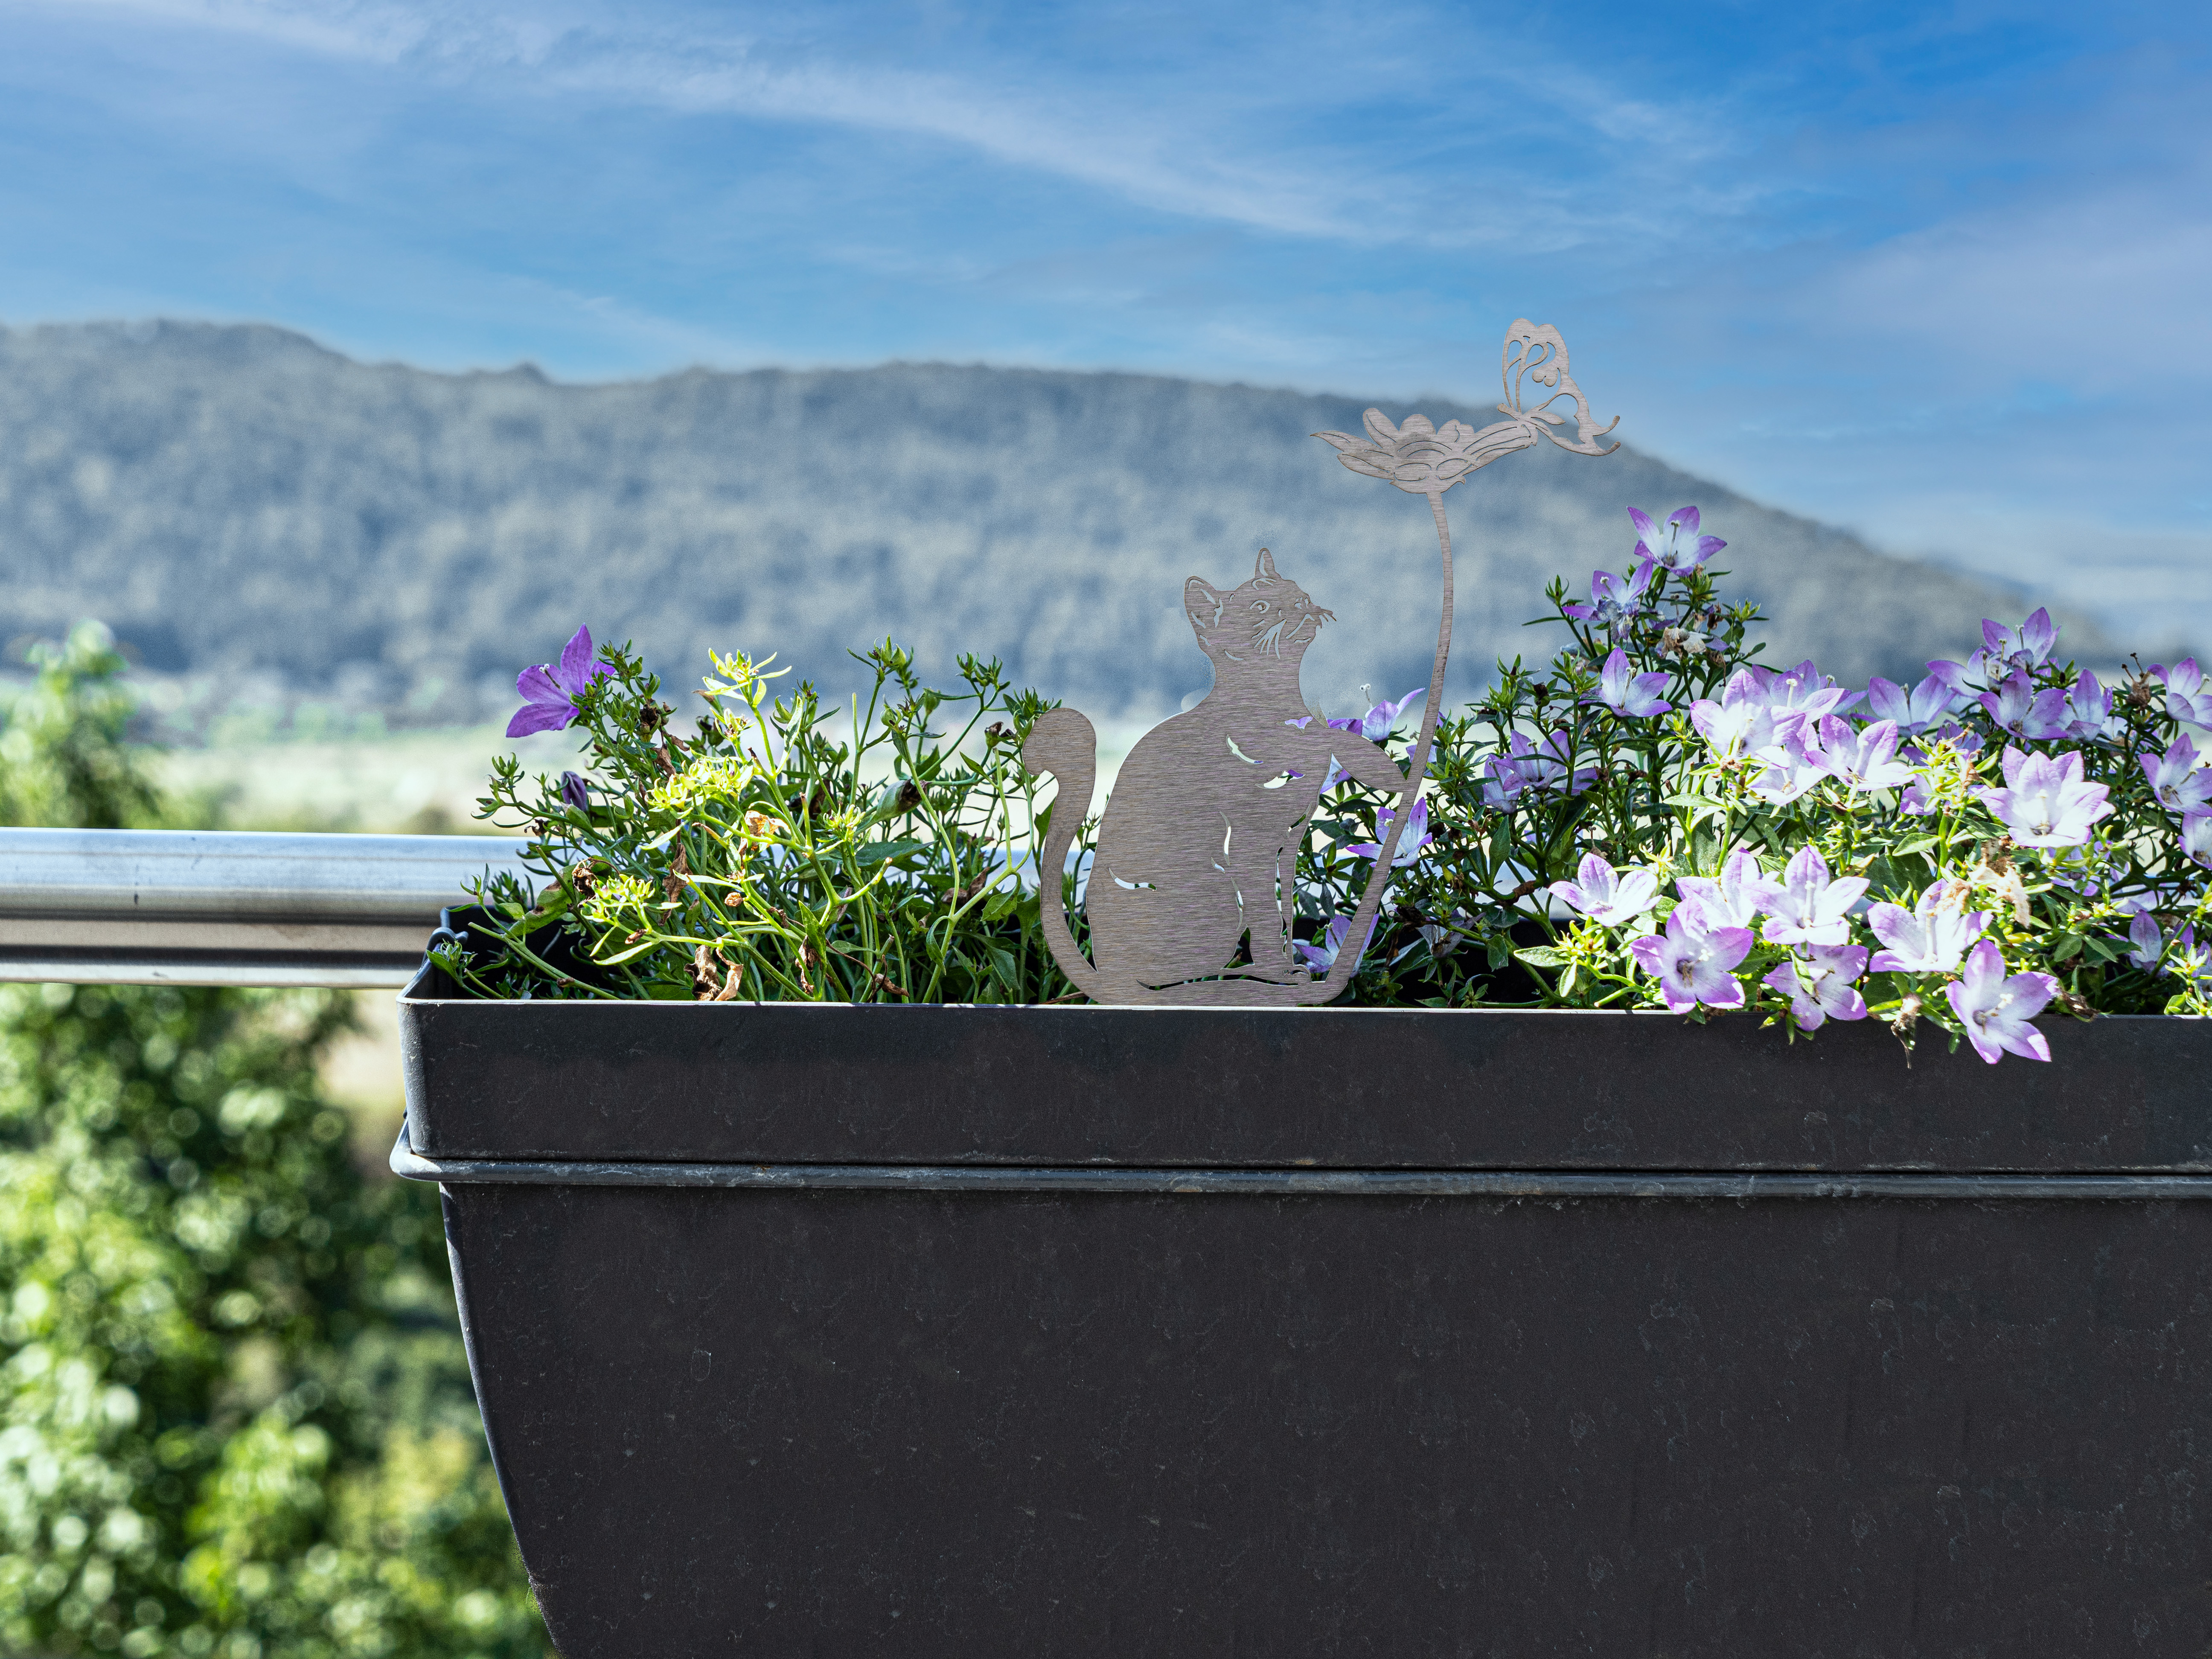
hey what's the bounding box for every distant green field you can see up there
[150,714,1156,837]
[148,722,591,834]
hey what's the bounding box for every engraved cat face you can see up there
[1185,549,1334,668]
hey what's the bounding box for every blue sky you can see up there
[3,0,2209,646]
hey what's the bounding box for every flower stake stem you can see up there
[1309,319,1618,997]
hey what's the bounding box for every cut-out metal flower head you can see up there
[1313,318,1618,497]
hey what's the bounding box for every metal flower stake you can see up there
[1023,319,1618,1004]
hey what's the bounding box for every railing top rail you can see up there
[0,827,532,988]
[0,827,530,920]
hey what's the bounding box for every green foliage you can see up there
[445,641,1079,1004]
[0,631,547,1656]
[454,521,2209,1061]
[0,622,160,831]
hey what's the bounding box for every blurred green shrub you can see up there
[0,623,547,1657]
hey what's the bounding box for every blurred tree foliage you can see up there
[0,624,548,1657]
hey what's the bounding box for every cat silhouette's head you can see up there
[1185,550,1335,668]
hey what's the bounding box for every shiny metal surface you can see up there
[0,828,528,986]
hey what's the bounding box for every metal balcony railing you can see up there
[0,828,530,987]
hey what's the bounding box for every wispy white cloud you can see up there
[1810,193,2212,386]
[32,0,1759,252]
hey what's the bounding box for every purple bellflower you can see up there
[2061,670,2116,743]
[1480,750,1525,808]
[1590,648,1672,718]
[1550,852,1660,927]
[1978,746,2113,848]
[1487,731,1598,801]
[1944,939,2058,1065]
[1629,908,1754,1013]
[559,771,592,810]
[1322,687,1424,786]
[1764,945,1870,1032]
[1562,560,1656,627]
[1982,609,2059,672]
[2183,810,2212,871]
[1926,653,1991,699]
[1331,687,1426,742]
[2156,659,2212,728]
[1867,881,1988,974]
[1629,505,1726,573]
[1344,797,1433,867]
[508,626,612,738]
[1865,673,1964,735]
[1979,670,2071,742]
[2142,736,2212,815]
[1816,716,1914,793]
[2174,928,2212,993]
[1746,731,1828,806]
[1675,848,1782,931]
[1484,734,1554,806]
[1690,670,1807,760]
[1483,735,1587,804]
[1761,847,1869,949]
[1295,913,1373,975]
[2123,916,2212,995]
[2125,911,2165,972]
[1748,660,1861,722]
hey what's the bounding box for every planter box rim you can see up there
[399,978,2212,1176]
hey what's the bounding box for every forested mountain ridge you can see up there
[0,320,2105,727]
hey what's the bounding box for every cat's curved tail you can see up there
[1021,707,1110,1002]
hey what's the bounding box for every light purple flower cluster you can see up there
[1671,607,2179,869]
[1329,524,2206,1044]
[1687,665,1930,805]
[1543,843,2056,1061]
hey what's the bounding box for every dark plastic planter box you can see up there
[393,966,2212,1657]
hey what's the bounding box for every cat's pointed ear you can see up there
[1185,576,1222,634]
[1254,547,1279,582]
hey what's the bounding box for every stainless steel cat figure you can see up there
[1024,550,1408,1006]
[1025,318,1617,1005]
